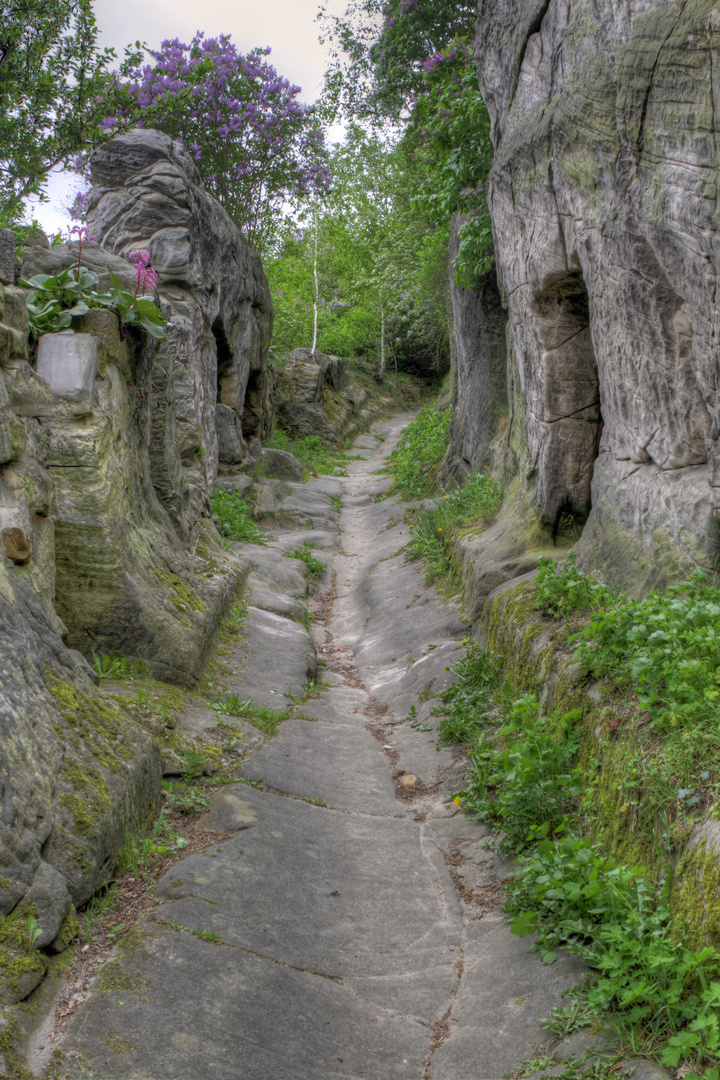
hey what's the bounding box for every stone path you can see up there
[56,415,584,1080]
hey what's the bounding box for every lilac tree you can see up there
[112,34,331,254]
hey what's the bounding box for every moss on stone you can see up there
[57,793,99,838]
[0,1011,32,1079]
[54,909,80,951]
[46,672,132,764]
[670,831,720,950]
[153,567,205,615]
[101,1033,136,1054]
[0,902,49,1004]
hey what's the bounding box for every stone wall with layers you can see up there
[0,129,274,1003]
[468,0,720,596]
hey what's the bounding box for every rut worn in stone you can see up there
[59,416,589,1080]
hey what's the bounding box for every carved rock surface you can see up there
[473,0,720,593]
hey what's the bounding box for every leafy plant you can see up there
[100,271,167,339]
[434,642,502,747]
[462,697,583,852]
[573,570,720,734]
[407,470,503,585]
[25,913,42,953]
[20,244,166,343]
[21,265,99,338]
[209,489,267,545]
[119,811,186,874]
[508,835,720,1057]
[161,781,210,815]
[91,651,149,680]
[535,551,612,618]
[284,544,326,582]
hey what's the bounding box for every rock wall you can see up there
[441,215,508,487]
[18,130,272,676]
[0,277,163,1005]
[467,0,720,596]
[0,129,274,1000]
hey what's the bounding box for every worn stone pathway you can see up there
[55,415,584,1080]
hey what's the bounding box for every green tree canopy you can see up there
[0,0,139,224]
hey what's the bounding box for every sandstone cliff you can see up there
[0,129,273,1003]
[450,0,720,602]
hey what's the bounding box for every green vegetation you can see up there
[161,780,210,815]
[264,429,363,477]
[435,642,502,748]
[284,544,326,583]
[209,489,267,545]
[92,652,150,680]
[535,551,612,618]
[381,403,450,498]
[118,811,187,875]
[407,470,503,585]
[210,693,293,736]
[438,558,720,1076]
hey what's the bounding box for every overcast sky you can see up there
[30,0,345,232]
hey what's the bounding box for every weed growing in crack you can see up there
[210,693,293,735]
[284,543,326,583]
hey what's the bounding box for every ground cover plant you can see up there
[407,469,503,585]
[284,543,326,583]
[436,557,720,1077]
[263,429,364,477]
[381,402,450,498]
[209,489,267,545]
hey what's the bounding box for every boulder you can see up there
[276,349,368,444]
[261,448,303,482]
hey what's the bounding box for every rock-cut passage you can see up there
[58,416,584,1080]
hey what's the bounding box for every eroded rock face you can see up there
[441,216,508,487]
[86,128,274,495]
[474,0,720,593]
[276,349,370,444]
[0,283,163,1006]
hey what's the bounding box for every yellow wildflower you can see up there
[453,795,462,806]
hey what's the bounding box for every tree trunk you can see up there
[378,301,385,381]
[311,207,319,358]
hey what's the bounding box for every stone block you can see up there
[261,447,303,482]
[37,333,99,402]
[0,230,13,286]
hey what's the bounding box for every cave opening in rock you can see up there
[241,368,263,440]
[212,315,233,384]
[532,269,602,541]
